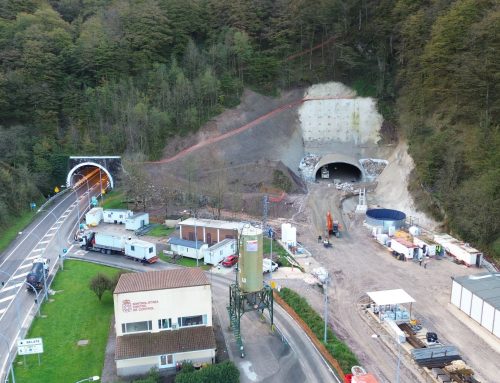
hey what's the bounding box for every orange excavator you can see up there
[326,211,340,238]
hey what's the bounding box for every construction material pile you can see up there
[411,346,461,368]
[360,159,387,177]
[298,153,320,181]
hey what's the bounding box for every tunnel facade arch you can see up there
[66,156,121,188]
[314,154,364,181]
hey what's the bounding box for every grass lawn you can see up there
[0,209,38,254]
[148,225,174,237]
[100,189,128,210]
[263,237,292,267]
[159,253,211,270]
[14,260,122,383]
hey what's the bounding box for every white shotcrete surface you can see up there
[300,82,383,145]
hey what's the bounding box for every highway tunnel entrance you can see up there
[315,162,362,182]
[66,156,121,189]
[314,154,363,182]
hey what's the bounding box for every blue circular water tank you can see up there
[366,208,406,233]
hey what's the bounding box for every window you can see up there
[149,247,153,253]
[131,245,135,251]
[158,318,172,330]
[178,315,207,328]
[121,321,152,334]
[159,354,174,368]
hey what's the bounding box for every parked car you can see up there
[222,255,238,267]
[263,258,278,273]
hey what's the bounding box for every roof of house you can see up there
[128,212,148,220]
[453,273,500,310]
[114,268,209,294]
[168,237,206,249]
[115,326,216,360]
[179,217,246,231]
[104,209,132,213]
[126,239,155,247]
[208,238,236,251]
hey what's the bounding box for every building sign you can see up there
[18,338,44,355]
[246,240,258,252]
[122,299,159,313]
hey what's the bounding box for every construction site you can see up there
[139,82,499,383]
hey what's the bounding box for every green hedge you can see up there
[279,287,358,373]
[175,361,239,383]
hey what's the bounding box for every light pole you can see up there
[323,275,330,343]
[194,214,199,267]
[371,333,401,383]
[0,333,15,383]
[75,376,100,383]
[25,281,42,317]
[269,229,274,281]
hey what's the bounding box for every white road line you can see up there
[0,188,79,269]
[39,240,50,244]
[27,254,43,260]
[11,272,29,280]
[17,264,32,270]
[0,283,23,293]
[0,295,15,304]
[0,308,5,315]
[32,248,43,252]
[47,227,57,231]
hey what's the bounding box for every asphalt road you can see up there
[65,251,339,383]
[0,172,103,381]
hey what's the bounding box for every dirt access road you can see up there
[276,183,498,383]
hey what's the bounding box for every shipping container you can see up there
[125,213,149,231]
[103,209,133,224]
[390,238,420,260]
[85,207,103,226]
[125,239,158,263]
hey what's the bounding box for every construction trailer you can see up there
[125,212,149,231]
[85,207,103,226]
[168,237,207,260]
[413,236,437,256]
[103,209,133,224]
[434,234,483,266]
[450,273,500,338]
[79,231,158,263]
[203,238,236,265]
[125,239,158,263]
[390,238,421,260]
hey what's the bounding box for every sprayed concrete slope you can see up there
[299,82,385,158]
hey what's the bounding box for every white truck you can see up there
[79,231,158,263]
[263,258,278,273]
[390,238,421,260]
[321,166,329,179]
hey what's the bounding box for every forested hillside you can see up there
[0,1,498,258]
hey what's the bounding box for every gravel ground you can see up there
[272,182,498,383]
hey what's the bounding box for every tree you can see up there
[89,273,112,301]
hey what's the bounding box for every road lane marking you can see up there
[27,254,43,260]
[0,295,15,304]
[32,248,43,252]
[18,264,32,270]
[0,283,23,293]
[11,272,29,280]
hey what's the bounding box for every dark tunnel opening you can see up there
[315,162,362,182]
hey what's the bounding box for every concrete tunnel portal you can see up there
[314,154,363,182]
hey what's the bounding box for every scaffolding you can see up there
[227,282,274,357]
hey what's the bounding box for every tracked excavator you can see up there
[323,211,340,248]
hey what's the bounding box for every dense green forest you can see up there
[0,1,498,257]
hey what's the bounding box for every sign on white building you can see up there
[18,338,44,355]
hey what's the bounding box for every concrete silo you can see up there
[238,226,264,292]
[228,224,274,358]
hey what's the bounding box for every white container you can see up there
[95,232,125,251]
[388,226,396,237]
[125,213,149,231]
[85,207,103,226]
[281,223,297,246]
[390,238,420,259]
[125,239,157,262]
[386,319,406,343]
[376,234,389,246]
[409,226,421,236]
[103,209,133,224]
[413,236,437,256]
